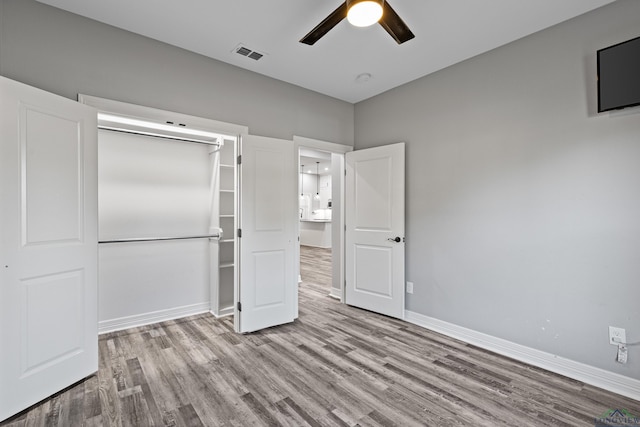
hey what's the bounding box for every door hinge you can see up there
[237,301,242,312]
[237,228,242,238]
[237,155,242,165]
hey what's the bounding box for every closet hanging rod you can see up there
[97,126,223,149]
[99,233,221,244]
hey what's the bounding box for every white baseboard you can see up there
[211,305,234,318]
[405,310,640,402]
[99,302,211,334]
[328,288,341,300]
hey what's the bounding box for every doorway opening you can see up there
[295,137,352,303]
[299,149,333,296]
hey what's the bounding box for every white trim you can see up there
[293,135,353,154]
[211,306,234,318]
[328,289,342,300]
[99,302,210,334]
[79,94,249,136]
[405,310,640,401]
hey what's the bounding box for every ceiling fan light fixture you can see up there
[347,0,383,28]
[300,0,413,46]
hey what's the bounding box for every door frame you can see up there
[293,136,352,302]
[79,95,248,331]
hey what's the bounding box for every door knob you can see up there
[388,236,402,243]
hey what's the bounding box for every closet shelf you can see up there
[212,138,235,318]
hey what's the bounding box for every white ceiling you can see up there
[301,150,332,176]
[36,0,616,103]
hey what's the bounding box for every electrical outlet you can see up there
[406,281,414,294]
[609,326,626,346]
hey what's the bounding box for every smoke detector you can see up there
[355,73,372,84]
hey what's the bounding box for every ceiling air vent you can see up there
[236,46,252,56]
[233,44,266,61]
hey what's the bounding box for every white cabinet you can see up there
[300,220,332,248]
[211,139,236,316]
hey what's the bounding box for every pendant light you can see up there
[314,162,321,200]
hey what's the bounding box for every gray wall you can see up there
[354,0,640,378]
[0,0,354,144]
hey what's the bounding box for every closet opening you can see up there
[84,99,244,334]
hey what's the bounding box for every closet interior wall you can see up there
[97,128,234,332]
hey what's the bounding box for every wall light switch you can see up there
[406,281,414,294]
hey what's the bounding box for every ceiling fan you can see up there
[300,0,415,46]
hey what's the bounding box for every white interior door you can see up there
[235,135,297,333]
[345,143,405,319]
[0,76,98,421]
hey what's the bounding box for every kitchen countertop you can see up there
[300,219,332,223]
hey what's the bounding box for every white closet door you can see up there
[0,76,98,421]
[236,135,297,333]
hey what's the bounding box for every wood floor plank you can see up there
[240,392,281,426]
[61,380,86,426]
[83,374,103,420]
[176,404,204,427]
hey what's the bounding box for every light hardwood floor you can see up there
[2,245,639,426]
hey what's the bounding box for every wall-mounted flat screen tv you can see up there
[597,35,640,113]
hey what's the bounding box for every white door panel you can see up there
[236,135,297,333]
[352,155,393,230]
[0,76,98,421]
[23,107,85,244]
[346,143,405,319]
[354,244,393,296]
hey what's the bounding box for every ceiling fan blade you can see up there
[379,1,415,44]
[300,2,348,45]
